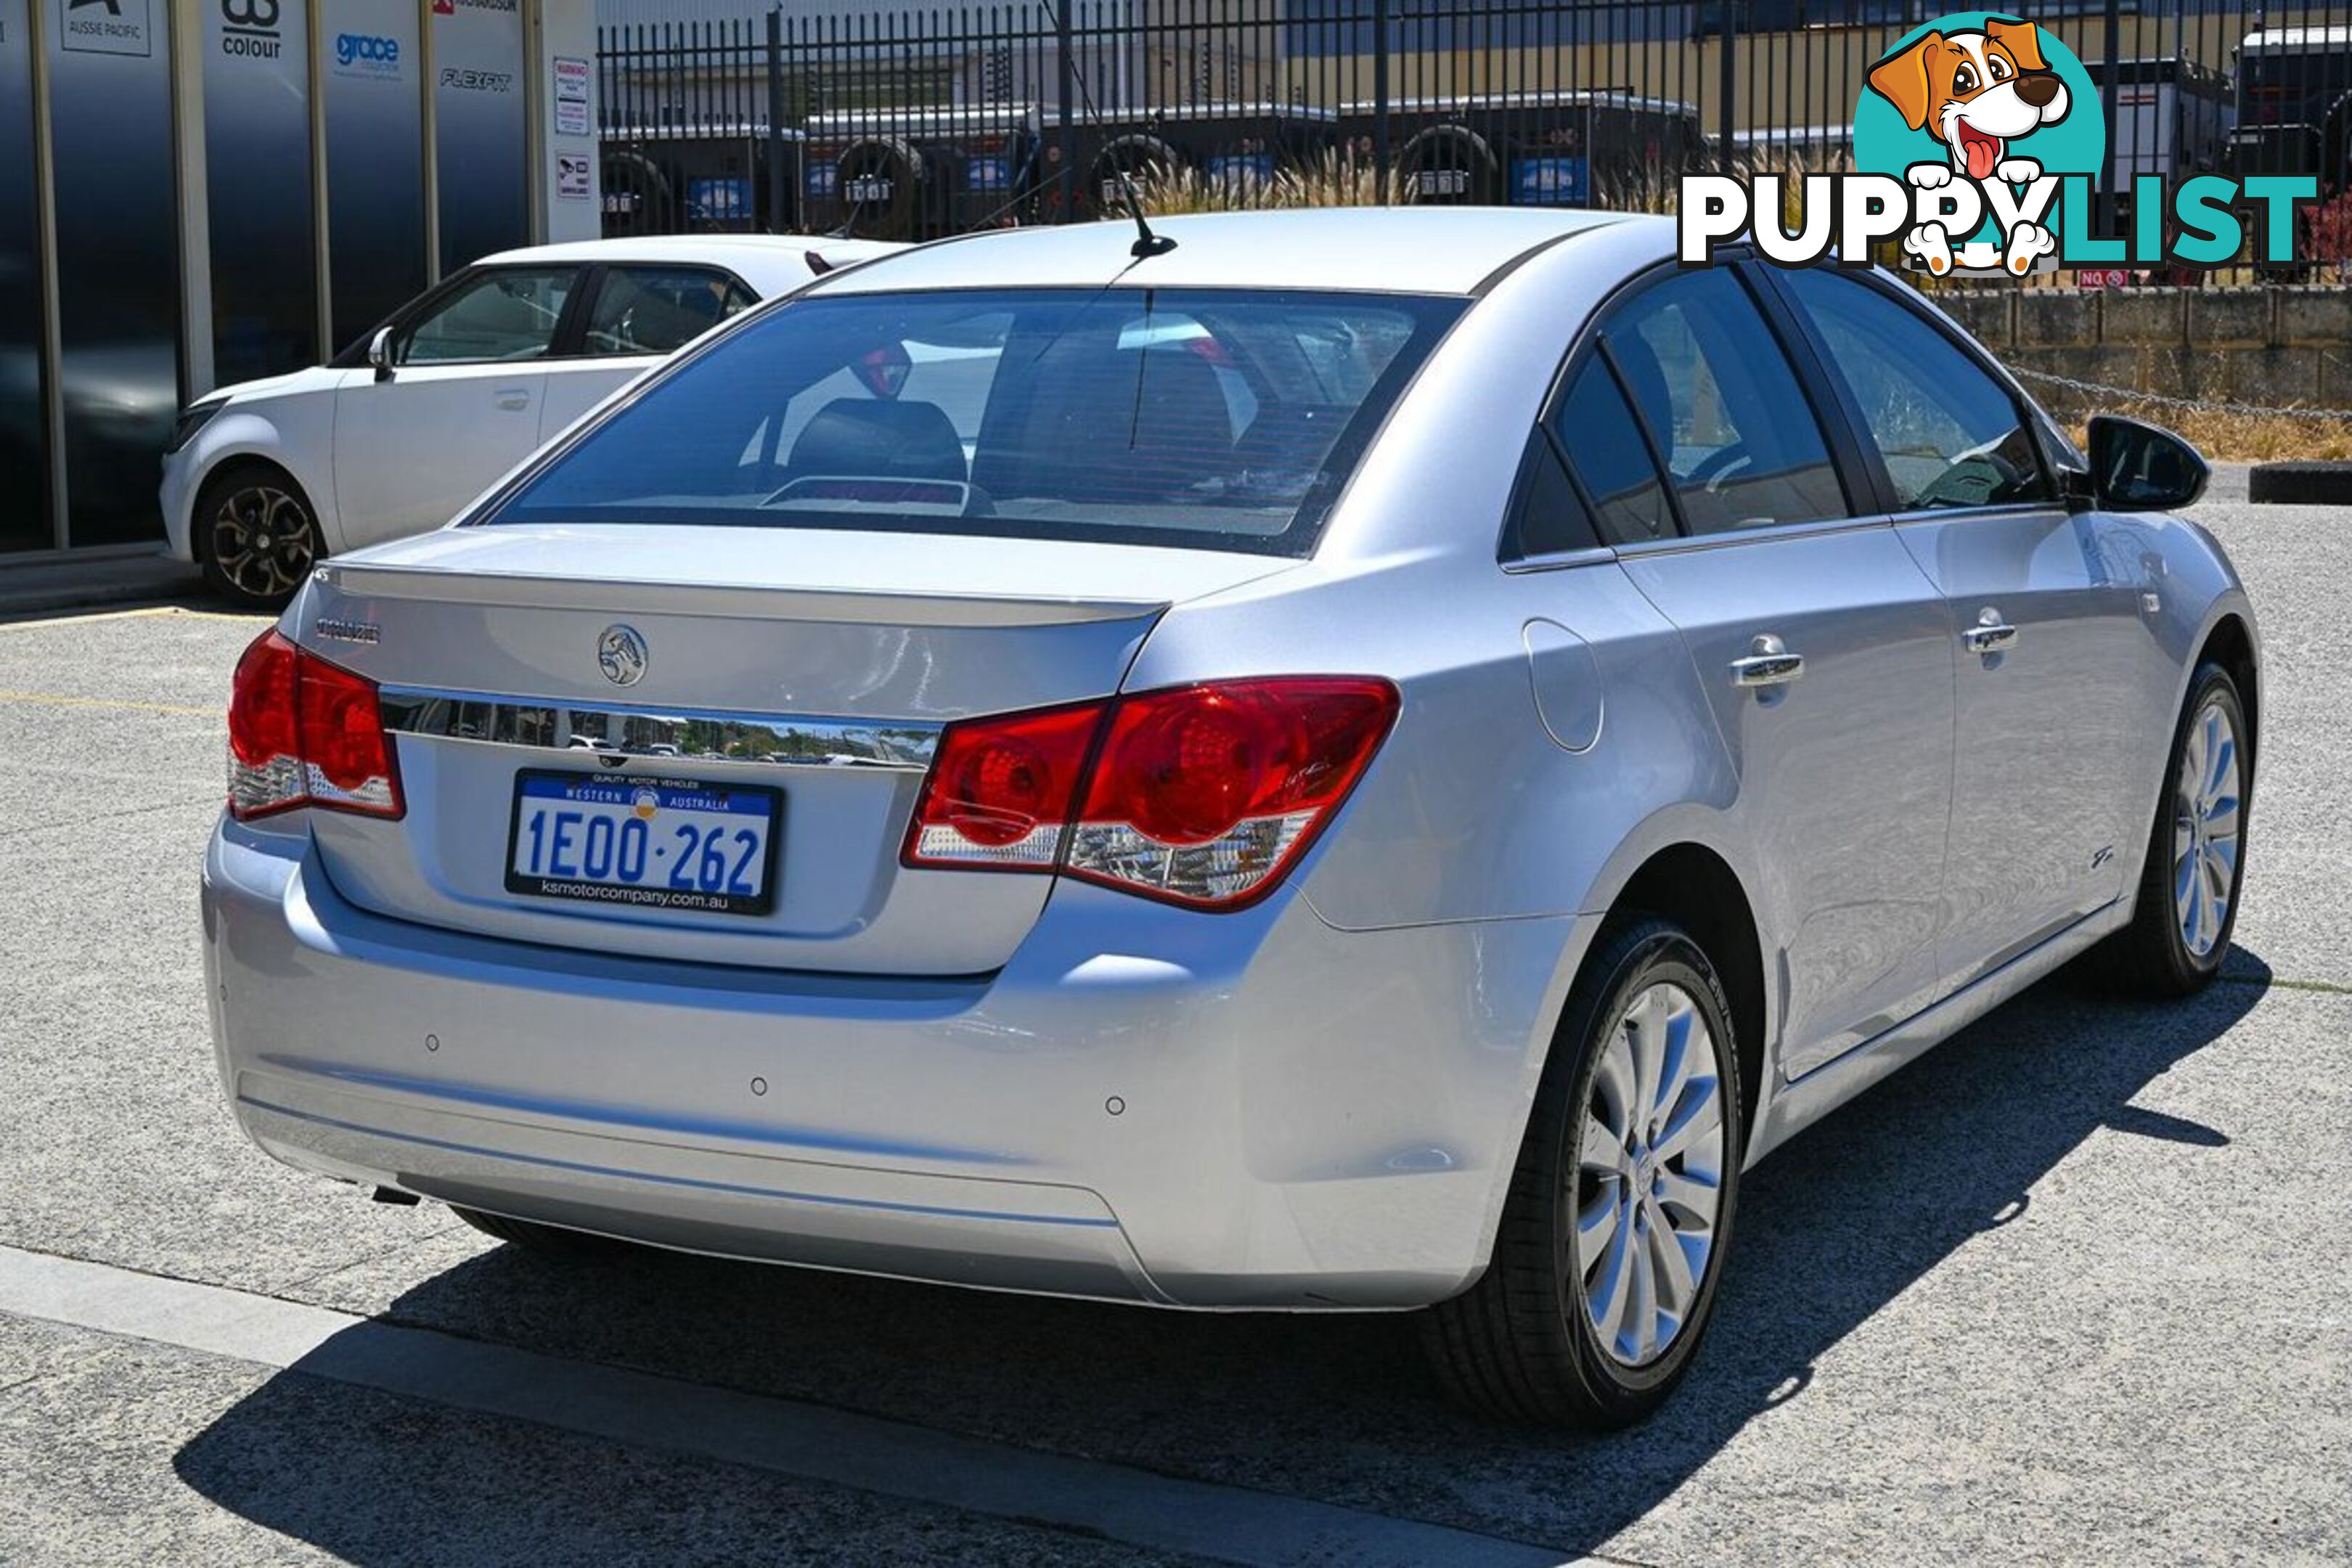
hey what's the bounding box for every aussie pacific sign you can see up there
[1679,11,2316,276]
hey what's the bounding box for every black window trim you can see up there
[1500,253,1876,565]
[1744,261,2065,523]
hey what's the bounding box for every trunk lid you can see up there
[296,524,1297,973]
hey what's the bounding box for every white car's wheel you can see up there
[197,463,322,611]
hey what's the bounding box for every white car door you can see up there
[330,265,580,550]
[535,264,762,442]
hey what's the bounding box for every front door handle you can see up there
[494,388,533,411]
[1730,634,1805,689]
[1962,608,2020,655]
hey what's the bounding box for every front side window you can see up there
[1781,269,2051,512]
[401,268,576,365]
[1597,269,1848,536]
[488,287,1466,557]
[584,266,757,357]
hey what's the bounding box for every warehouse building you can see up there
[0,0,597,573]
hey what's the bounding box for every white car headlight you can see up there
[165,399,227,456]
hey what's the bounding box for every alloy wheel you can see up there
[1574,981,1728,1368]
[2173,696,2243,959]
[209,483,315,602]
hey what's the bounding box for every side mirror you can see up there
[367,326,397,383]
[2088,414,2208,511]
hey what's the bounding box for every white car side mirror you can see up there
[368,326,397,383]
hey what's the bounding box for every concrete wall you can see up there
[1937,288,2352,412]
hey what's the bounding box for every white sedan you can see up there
[160,234,900,607]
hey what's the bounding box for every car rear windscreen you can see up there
[484,287,1467,557]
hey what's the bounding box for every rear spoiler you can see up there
[319,560,1168,629]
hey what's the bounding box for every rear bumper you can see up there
[202,820,1589,1307]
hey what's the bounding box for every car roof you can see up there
[809,208,1645,298]
[475,234,904,268]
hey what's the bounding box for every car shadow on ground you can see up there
[173,956,2271,1561]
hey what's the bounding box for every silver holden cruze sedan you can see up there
[202,208,2258,1429]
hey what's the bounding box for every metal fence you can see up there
[596,1,2352,269]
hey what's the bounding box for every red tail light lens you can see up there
[904,700,1103,867]
[1069,679,1397,907]
[226,629,403,821]
[902,677,1397,909]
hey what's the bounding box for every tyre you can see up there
[2086,661,2250,997]
[195,462,323,610]
[1423,917,1743,1428]
[452,1205,636,1259]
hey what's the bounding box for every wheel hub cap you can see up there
[1573,980,1727,1368]
[2172,698,2242,959]
[209,486,312,600]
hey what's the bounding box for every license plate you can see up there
[506,771,783,917]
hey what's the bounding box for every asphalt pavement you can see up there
[1,473,2347,1565]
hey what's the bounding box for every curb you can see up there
[2247,462,2352,506]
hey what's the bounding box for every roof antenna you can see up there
[1063,45,1174,258]
[1111,158,1175,259]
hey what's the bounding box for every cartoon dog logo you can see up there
[1868,17,2070,276]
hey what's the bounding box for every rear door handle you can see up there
[494,388,532,411]
[1730,634,1805,689]
[1962,608,2020,655]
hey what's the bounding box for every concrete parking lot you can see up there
[3,471,2348,1566]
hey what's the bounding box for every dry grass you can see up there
[2072,404,2352,463]
[1128,151,1401,213]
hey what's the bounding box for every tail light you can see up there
[904,677,1397,910]
[226,629,403,821]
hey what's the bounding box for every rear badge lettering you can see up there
[313,618,380,646]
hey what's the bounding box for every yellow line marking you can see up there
[0,605,266,633]
[0,689,219,719]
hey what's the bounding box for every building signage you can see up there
[554,54,589,136]
[60,0,152,57]
[440,65,511,91]
[331,30,400,78]
[216,0,280,60]
[556,152,590,201]
[431,0,526,270]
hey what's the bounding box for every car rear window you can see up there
[484,287,1466,556]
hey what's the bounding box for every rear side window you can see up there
[1508,428,1599,558]
[584,266,757,356]
[489,287,1466,557]
[1550,356,1673,545]
[1598,269,1847,536]
[1780,269,2051,512]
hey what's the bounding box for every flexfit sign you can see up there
[1681,9,2317,277]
